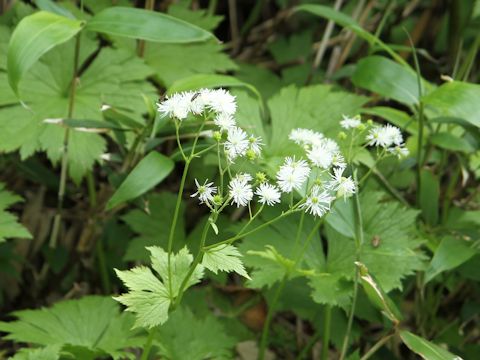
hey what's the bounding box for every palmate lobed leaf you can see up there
[0,296,143,359]
[114,246,204,328]
[203,244,250,279]
[0,183,31,242]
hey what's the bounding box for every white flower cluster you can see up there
[366,124,409,159]
[157,88,263,163]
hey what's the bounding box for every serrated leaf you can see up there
[267,85,368,155]
[203,244,250,279]
[0,183,31,242]
[326,191,425,292]
[308,273,352,307]
[114,266,171,329]
[86,7,214,43]
[107,151,174,210]
[11,345,61,360]
[7,11,84,95]
[154,308,237,360]
[167,3,223,31]
[399,331,464,360]
[0,296,143,359]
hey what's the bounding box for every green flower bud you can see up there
[246,149,257,161]
[256,172,267,183]
[338,131,347,140]
[213,194,223,206]
[213,131,222,142]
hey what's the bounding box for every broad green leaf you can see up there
[107,151,174,210]
[430,132,474,153]
[352,56,426,106]
[425,236,477,283]
[294,4,406,66]
[326,191,425,292]
[267,85,368,156]
[419,169,440,226]
[0,296,143,359]
[202,244,250,279]
[114,266,171,328]
[308,274,352,307]
[361,106,418,135]
[86,7,214,43]
[35,0,75,19]
[356,262,400,324]
[7,11,84,95]
[423,81,480,128]
[154,308,237,360]
[11,345,60,360]
[168,74,262,103]
[122,192,186,262]
[399,331,464,360]
[0,183,31,242]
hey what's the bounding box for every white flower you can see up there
[322,138,340,153]
[367,124,404,148]
[191,179,217,204]
[255,183,281,206]
[157,92,191,120]
[205,88,237,116]
[228,174,253,207]
[276,157,311,193]
[388,145,409,158]
[189,89,211,115]
[307,144,334,169]
[328,167,356,199]
[340,115,361,129]
[225,127,249,161]
[300,186,333,217]
[332,152,346,168]
[214,112,236,132]
[289,128,324,147]
[248,135,264,157]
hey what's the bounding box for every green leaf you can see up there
[352,56,426,106]
[114,246,204,328]
[107,151,174,210]
[361,106,418,135]
[122,192,186,262]
[86,7,214,43]
[7,11,84,95]
[326,191,425,292]
[168,74,262,103]
[167,3,223,31]
[11,345,60,360]
[202,244,250,279]
[0,183,31,242]
[154,308,237,360]
[430,132,474,153]
[35,0,75,19]
[355,262,400,324]
[425,236,477,283]
[423,81,480,128]
[267,85,368,155]
[399,330,464,360]
[419,169,440,226]
[0,296,143,359]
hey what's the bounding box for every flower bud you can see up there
[338,131,347,140]
[213,131,222,142]
[212,194,223,206]
[255,172,267,183]
[246,149,257,161]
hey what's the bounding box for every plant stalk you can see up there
[320,305,332,360]
[140,328,156,360]
[49,34,81,248]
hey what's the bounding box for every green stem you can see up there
[320,305,332,360]
[339,171,364,360]
[96,235,111,294]
[173,219,211,308]
[359,333,394,360]
[259,276,287,360]
[140,328,156,360]
[137,0,155,57]
[49,34,81,248]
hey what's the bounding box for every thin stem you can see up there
[293,212,305,249]
[140,328,156,360]
[137,0,155,57]
[360,333,394,360]
[173,219,211,308]
[49,34,81,248]
[320,305,332,360]
[175,121,187,161]
[340,171,364,360]
[259,276,287,360]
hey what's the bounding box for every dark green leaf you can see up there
[430,132,474,153]
[86,7,214,43]
[419,169,440,225]
[35,0,75,19]
[7,11,84,95]
[107,151,174,210]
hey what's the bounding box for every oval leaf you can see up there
[107,151,174,210]
[7,11,84,95]
[86,7,214,43]
[399,331,464,360]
